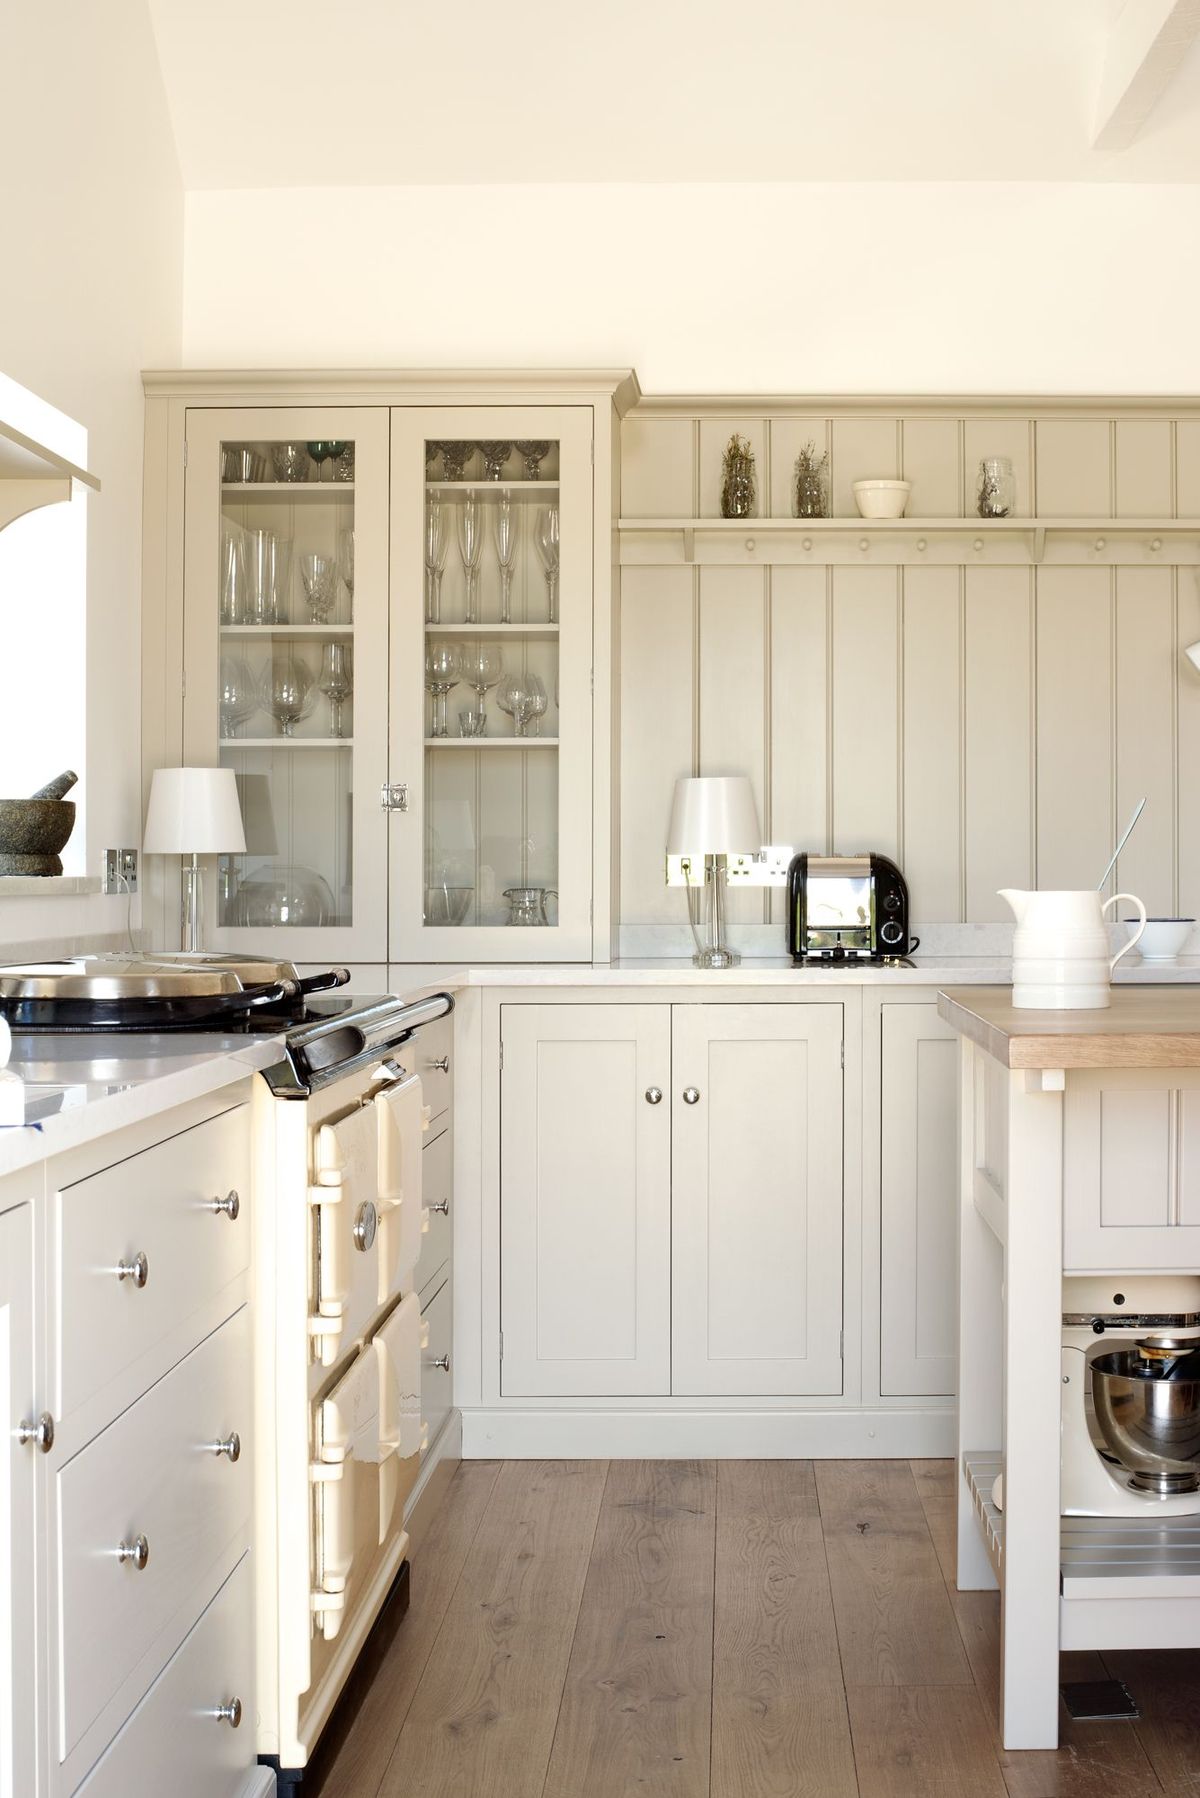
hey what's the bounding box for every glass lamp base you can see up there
[692,945,741,969]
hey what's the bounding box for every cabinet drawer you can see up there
[1064,1071,1200,1270]
[414,1013,452,1123]
[416,1124,451,1297]
[75,1553,255,1798]
[422,1276,452,1450]
[57,1307,251,1760]
[56,1105,250,1418]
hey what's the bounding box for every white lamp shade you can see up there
[666,775,761,856]
[143,766,247,856]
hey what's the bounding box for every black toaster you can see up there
[786,853,915,963]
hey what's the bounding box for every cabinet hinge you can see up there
[840,1040,845,1069]
[590,439,594,465]
[181,668,186,699]
[182,439,188,467]
[839,1329,844,1360]
[499,1330,504,1360]
[499,1041,504,1071]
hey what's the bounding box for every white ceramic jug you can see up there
[998,888,1147,1010]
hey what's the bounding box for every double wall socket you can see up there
[103,849,138,895]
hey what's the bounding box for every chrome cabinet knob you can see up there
[16,1412,54,1454]
[117,1534,150,1571]
[645,1086,663,1105]
[425,1354,451,1372]
[212,1697,242,1729]
[115,1252,149,1288]
[425,1055,450,1073]
[207,1432,241,1463]
[430,1198,450,1215]
[207,1190,240,1221]
[683,1087,701,1105]
[352,1201,378,1252]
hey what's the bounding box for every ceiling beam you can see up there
[1093,0,1200,149]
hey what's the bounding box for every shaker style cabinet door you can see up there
[0,1199,37,1798]
[671,1004,844,1396]
[499,1005,671,1396]
[879,1004,958,1397]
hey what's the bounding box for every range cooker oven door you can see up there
[309,1071,427,1367]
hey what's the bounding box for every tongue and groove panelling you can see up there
[618,404,1198,927]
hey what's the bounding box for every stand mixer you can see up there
[1062,1275,1200,1517]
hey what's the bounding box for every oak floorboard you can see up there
[377,1459,607,1798]
[816,1460,973,1688]
[541,1459,717,1798]
[711,1461,857,1798]
[848,1685,1006,1798]
[313,1460,502,1798]
[910,1457,957,1586]
[1103,1648,1200,1795]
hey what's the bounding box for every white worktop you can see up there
[389,954,1200,989]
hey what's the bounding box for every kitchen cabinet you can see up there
[1063,1068,1200,1270]
[878,1003,958,1396]
[0,1191,37,1798]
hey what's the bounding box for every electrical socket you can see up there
[103,849,138,895]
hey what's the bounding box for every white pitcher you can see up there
[998,888,1147,1010]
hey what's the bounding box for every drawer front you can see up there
[414,1013,452,1123]
[76,1554,256,1798]
[57,1307,251,1759]
[416,1124,451,1297]
[57,1105,250,1418]
[421,1276,452,1450]
[1064,1071,1200,1270]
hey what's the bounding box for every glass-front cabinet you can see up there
[389,407,594,960]
[183,407,390,961]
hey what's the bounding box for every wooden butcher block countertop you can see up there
[937,986,1200,1069]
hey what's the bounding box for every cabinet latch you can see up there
[381,783,409,813]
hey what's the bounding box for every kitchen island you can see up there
[939,986,1200,1753]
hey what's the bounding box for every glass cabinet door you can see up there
[182,407,390,962]
[389,408,594,961]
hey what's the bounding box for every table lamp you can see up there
[144,767,247,952]
[666,775,762,968]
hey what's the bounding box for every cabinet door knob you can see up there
[430,1198,450,1215]
[16,1412,54,1454]
[425,1055,450,1073]
[207,1190,240,1221]
[425,1354,451,1372]
[116,1534,150,1571]
[115,1252,149,1288]
[683,1087,701,1105]
[207,1432,241,1463]
[353,1201,378,1253]
[644,1086,663,1105]
[212,1697,242,1729]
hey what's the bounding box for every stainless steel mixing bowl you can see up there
[1090,1345,1200,1494]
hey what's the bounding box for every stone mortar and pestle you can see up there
[0,771,79,875]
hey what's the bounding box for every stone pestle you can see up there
[29,770,79,801]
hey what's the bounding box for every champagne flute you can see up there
[457,494,484,625]
[514,440,551,480]
[424,642,461,738]
[493,493,518,624]
[424,497,447,623]
[299,551,337,623]
[337,527,355,622]
[219,656,257,737]
[263,654,315,737]
[460,641,503,735]
[318,641,353,738]
[534,505,560,623]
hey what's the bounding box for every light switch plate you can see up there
[103,848,138,895]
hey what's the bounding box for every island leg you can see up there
[957,1039,1002,1592]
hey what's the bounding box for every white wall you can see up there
[184,181,1200,393]
[0,3,182,949]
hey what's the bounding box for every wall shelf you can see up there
[222,737,354,748]
[424,737,558,749]
[618,516,1200,568]
[425,623,559,638]
[0,418,99,535]
[220,482,353,503]
[220,624,354,637]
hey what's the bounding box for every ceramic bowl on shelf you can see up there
[1126,918,1195,961]
[852,479,911,519]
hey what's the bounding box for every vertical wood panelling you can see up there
[1177,421,1200,516]
[830,418,900,518]
[964,568,1033,919]
[770,566,828,920]
[1178,571,1200,917]
[902,566,962,922]
[619,416,694,517]
[699,565,767,922]
[1035,419,1113,516]
[1036,567,1114,889]
[1116,420,1173,518]
[901,418,961,518]
[769,416,830,518]
[1115,566,1175,913]
[831,565,899,857]
[619,566,694,922]
[962,418,1032,516]
[699,417,766,518]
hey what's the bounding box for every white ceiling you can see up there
[147,0,1200,187]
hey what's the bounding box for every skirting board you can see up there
[462,1406,956,1459]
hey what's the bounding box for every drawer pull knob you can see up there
[425,1354,451,1372]
[645,1086,663,1105]
[212,1697,243,1729]
[353,1201,378,1252]
[208,1432,241,1463]
[208,1190,240,1221]
[115,1252,149,1289]
[426,1055,450,1073]
[430,1198,450,1216]
[117,1534,150,1571]
[16,1412,54,1454]
[683,1086,701,1105]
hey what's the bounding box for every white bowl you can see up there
[1127,918,1195,962]
[853,479,911,519]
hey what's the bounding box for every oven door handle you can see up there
[296,968,352,997]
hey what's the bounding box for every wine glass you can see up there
[337,528,355,622]
[220,528,245,624]
[263,654,315,737]
[219,656,257,737]
[493,494,518,624]
[478,440,512,480]
[460,641,503,735]
[424,497,447,624]
[497,671,532,737]
[318,641,353,738]
[440,441,473,482]
[457,494,484,625]
[299,551,337,623]
[534,505,560,623]
[424,642,461,738]
[515,440,551,480]
[306,440,347,483]
[525,671,548,738]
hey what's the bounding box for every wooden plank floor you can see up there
[310,1459,1200,1798]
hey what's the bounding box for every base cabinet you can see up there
[0,1194,36,1798]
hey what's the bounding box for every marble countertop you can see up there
[388,955,1200,989]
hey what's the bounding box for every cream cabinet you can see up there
[1063,1069,1200,1271]
[0,1191,37,1798]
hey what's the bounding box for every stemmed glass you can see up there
[525,671,548,737]
[220,528,246,624]
[337,528,355,622]
[496,672,528,736]
[493,494,518,624]
[534,505,560,623]
[424,643,461,738]
[514,440,551,480]
[424,497,447,624]
[457,494,484,625]
[299,551,337,623]
[460,641,503,735]
[440,441,473,481]
[219,656,257,737]
[307,440,347,482]
[478,440,512,480]
[318,641,353,737]
[263,654,315,737]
